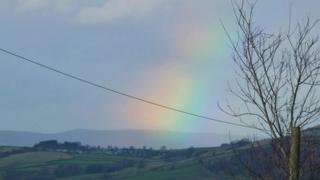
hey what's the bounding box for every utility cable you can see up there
[0,48,264,131]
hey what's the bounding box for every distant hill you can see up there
[0,129,241,149]
[303,125,320,141]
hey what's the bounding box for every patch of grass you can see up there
[54,153,139,165]
[111,161,211,180]
[0,151,71,169]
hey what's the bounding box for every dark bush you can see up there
[85,164,106,174]
[54,165,82,178]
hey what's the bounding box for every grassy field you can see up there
[0,147,235,180]
[0,127,318,179]
[0,151,71,169]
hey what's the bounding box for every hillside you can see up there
[0,125,318,179]
[0,129,241,149]
[0,145,238,180]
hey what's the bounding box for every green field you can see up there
[0,146,239,180]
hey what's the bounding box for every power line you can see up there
[0,48,263,131]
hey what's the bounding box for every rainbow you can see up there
[122,11,234,132]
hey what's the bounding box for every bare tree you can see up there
[220,1,320,179]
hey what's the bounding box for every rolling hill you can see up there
[0,125,318,179]
[0,129,241,149]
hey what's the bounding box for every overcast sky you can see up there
[0,0,319,134]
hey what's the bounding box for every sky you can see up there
[0,0,319,134]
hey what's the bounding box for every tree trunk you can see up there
[288,127,300,180]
